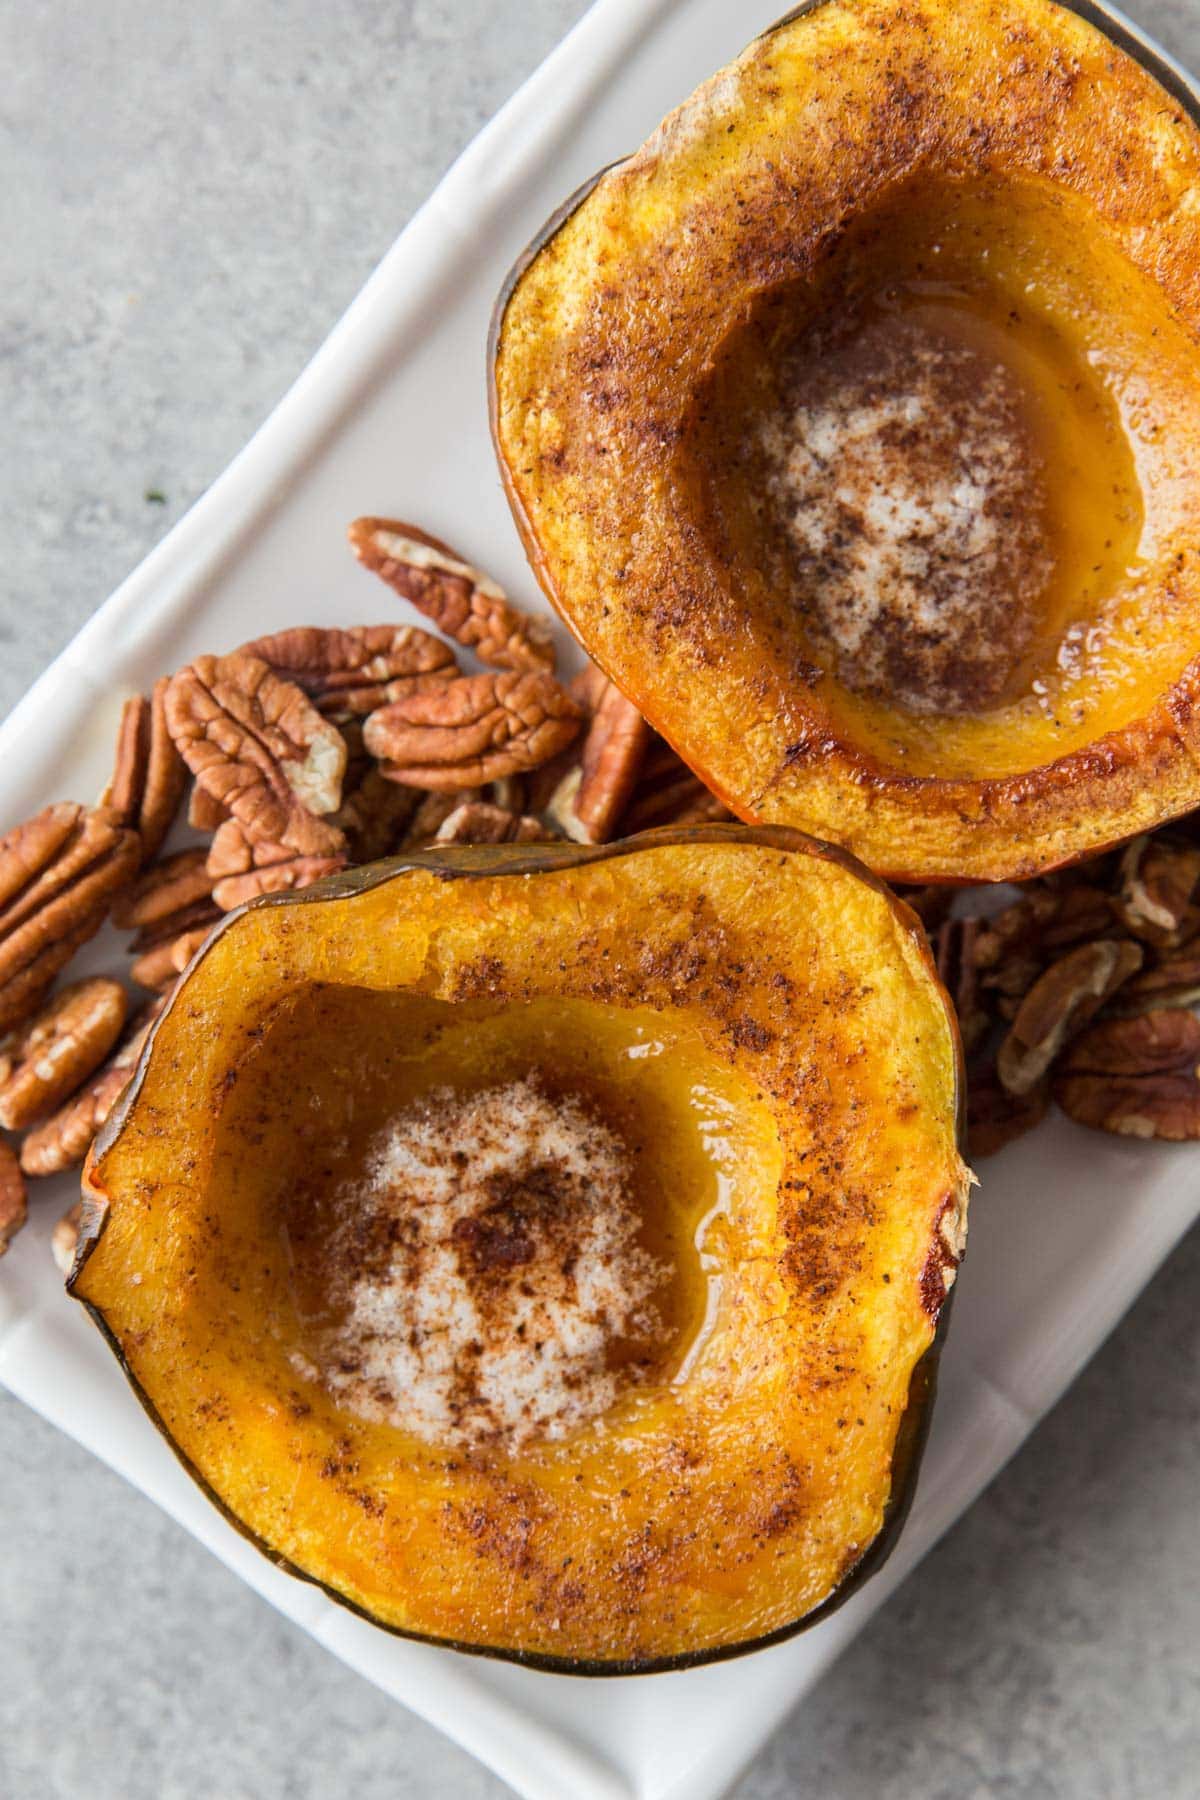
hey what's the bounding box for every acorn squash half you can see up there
[491,0,1200,883]
[71,826,968,1672]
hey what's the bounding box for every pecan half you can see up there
[165,654,347,857]
[0,805,139,1032]
[349,518,556,674]
[996,938,1144,1096]
[0,977,128,1131]
[101,679,188,864]
[51,1202,82,1275]
[131,924,215,991]
[433,801,552,846]
[21,996,167,1178]
[102,695,150,826]
[620,737,730,833]
[111,847,216,933]
[1112,835,1200,946]
[241,624,458,716]
[1054,1010,1200,1140]
[328,764,421,863]
[402,788,483,848]
[542,667,651,845]
[895,885,955,933]
[1112,942,1200,1015]
[364,670,582,790]
[972,881,1118,1008]
[934,918,991,1057]
[206,818,345,910]
[966,1060,1049,1160]
[0,1139,26,1256]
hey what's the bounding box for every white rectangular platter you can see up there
[1,2,1198,1797]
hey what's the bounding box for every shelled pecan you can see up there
[1054,1010,1200,1140]
[101,678,187,863]
[365,670,582,790]
[0,805,138,1033]
[51,1202,81,1275]
[1111,834,1200,945]
[541,667,651,845]
[0,978,128,1131]
[966,1059,1049,1161]
[402,788,483,848]
[1112,941,1200,1016]
[112,847,216,935]
[620,736,731,833]
[995,939,1143,1096]
[934,918,992,1058]
[206,817,346,910]
[895,885,955,932]
[349,517,555,674]
[434,801,552,846]
[242,624,459,716]
[0,1140,26,1257]
[21,995,169,1178]
[165,654,347,858]
[328,763,421,863]
[131,924,215,992]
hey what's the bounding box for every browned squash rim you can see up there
[487,0,1200,887]
[70,823,964,1675]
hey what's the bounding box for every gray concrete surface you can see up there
[2,2,1200,1796]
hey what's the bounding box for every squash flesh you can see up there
[74,832,966,1669]
[492,0,1200,881]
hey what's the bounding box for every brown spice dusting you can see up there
[303,1079,664,1451]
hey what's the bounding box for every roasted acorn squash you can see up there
[72,827,968,1671]
[491,0,1200,883]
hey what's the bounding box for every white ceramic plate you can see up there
[2,3,1198,1797]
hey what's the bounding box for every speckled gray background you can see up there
[2,3,1200,1796]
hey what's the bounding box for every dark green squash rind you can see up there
[70,826,963,1674]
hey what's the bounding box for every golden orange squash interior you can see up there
[73,831,967,1670]
[492,0,1200,881]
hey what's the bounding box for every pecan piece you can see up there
[51,1202,82,1275]
[934,918,991,1057]
[620,737,730,833]
[541,667,651,845]
[966,1060,1049,1160]
[102,695,150,825]
[328,764,421,863]
[895,885,955,933]
[165,654,347,857]
[1112,835,1200,946]
[1054,1010,1200,1140]
[996,939,1144,1096]
[206,818,345,910]
[365,670,582,790]
[102,679,188,863]
[433,801,552,846]
[402,788,483,848]
[241,624,459,716]
[112,847,216,933]
[131,924,214,991]
[0,805,139,1032]
[0,1139,27,1256]
[21,996,167,1178]
[0,977,128,1130]
[1112,941,1200,1015]
[349,517,555,674]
